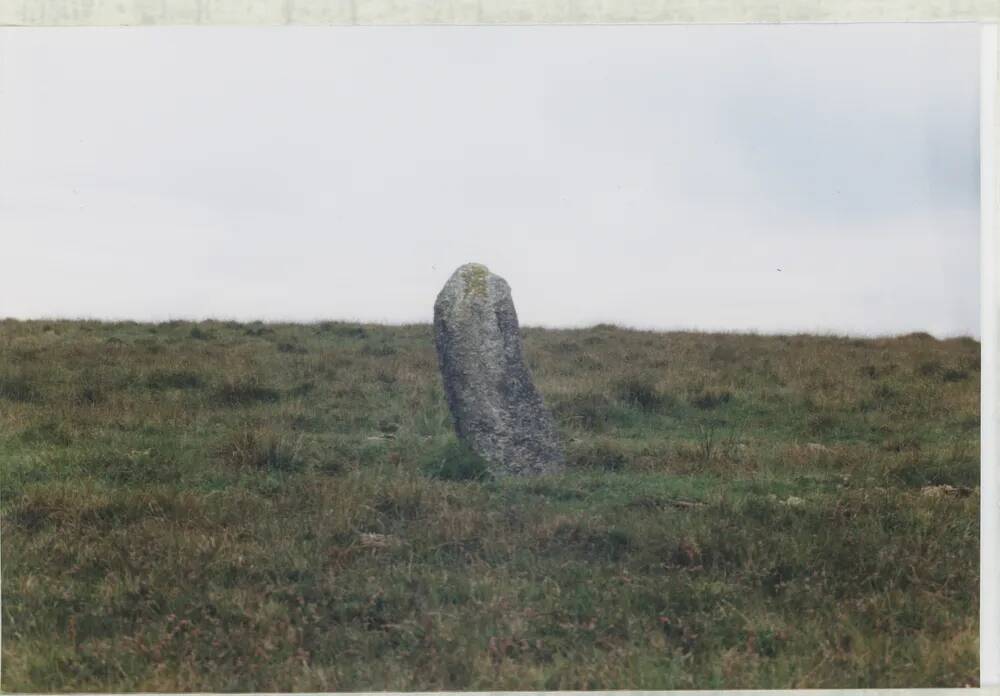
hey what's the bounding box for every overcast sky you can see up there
[0,24,981,337]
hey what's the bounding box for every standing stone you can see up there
[433,263,564,476]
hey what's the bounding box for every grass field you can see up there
[0,319,980,690]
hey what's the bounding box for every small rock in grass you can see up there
[921,484,974,498]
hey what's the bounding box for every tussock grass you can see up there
[0,319,979,690]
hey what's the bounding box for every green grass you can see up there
[0,319,980,690]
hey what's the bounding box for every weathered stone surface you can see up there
[433,263,564,476]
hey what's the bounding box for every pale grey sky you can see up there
[0,24,981,337]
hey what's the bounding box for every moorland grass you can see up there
[0,319,980,690]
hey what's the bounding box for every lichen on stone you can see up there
[460,263,490,299]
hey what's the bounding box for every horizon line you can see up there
[0,316,982,343]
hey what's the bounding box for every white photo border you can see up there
[0,0,995,690]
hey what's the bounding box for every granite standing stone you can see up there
[433,263,564,476]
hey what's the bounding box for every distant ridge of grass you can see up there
[0,319,980,691]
